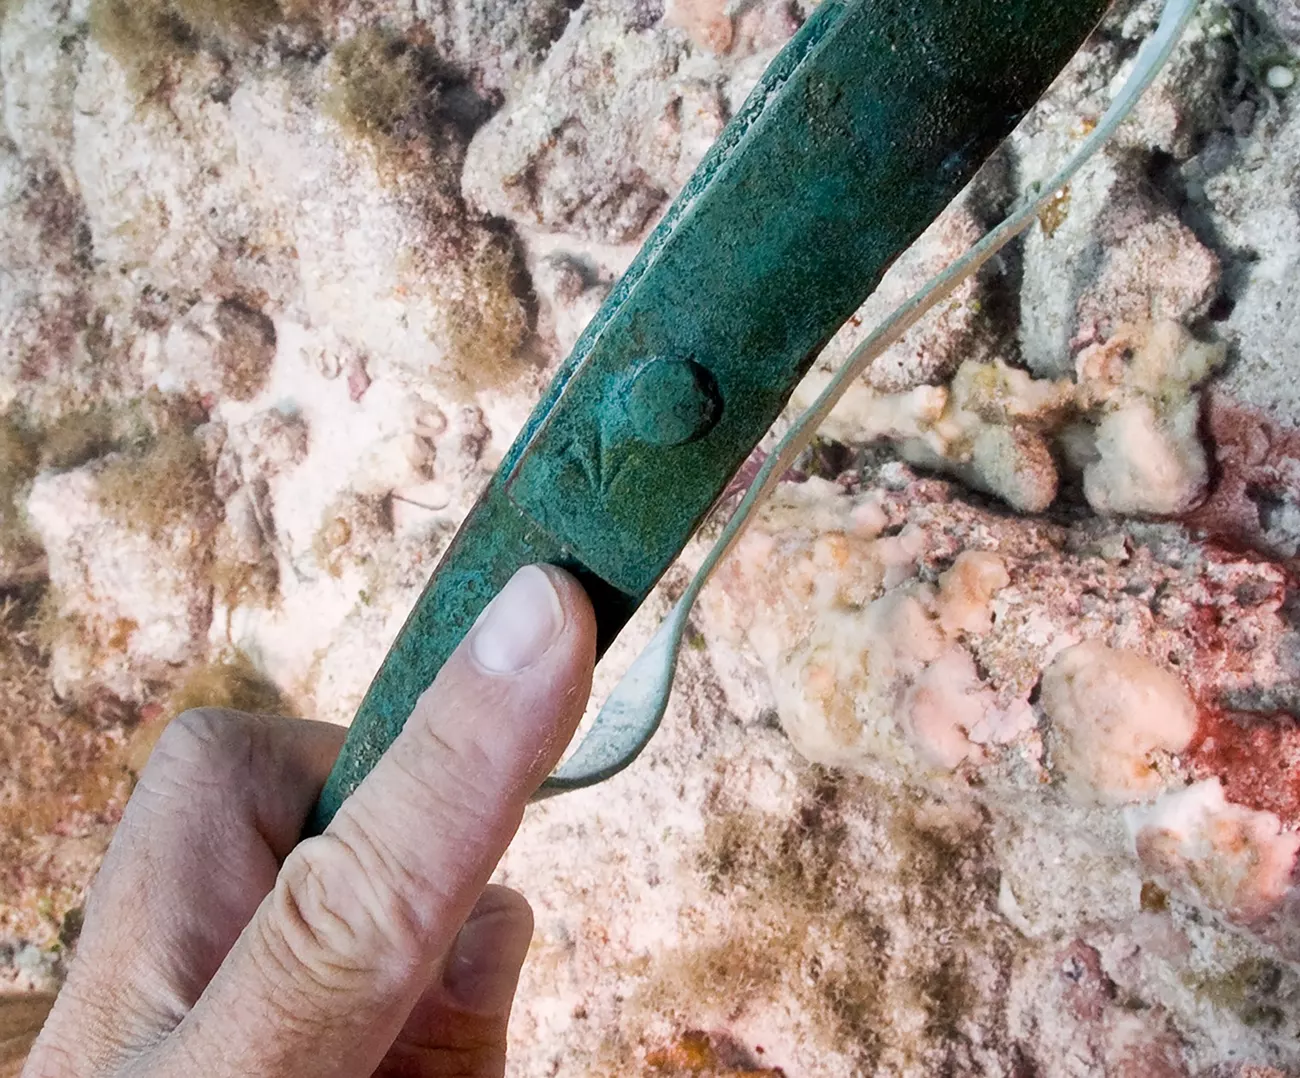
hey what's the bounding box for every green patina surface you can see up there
[307,0,1111,833]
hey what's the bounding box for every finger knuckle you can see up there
[128,709,258,817]
[263,831,425,999]
[150,708,254,776]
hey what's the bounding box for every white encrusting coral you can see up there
[894,359,1074,513]
[1074,320,1226,516]
[1040,641,1198,805]
[1127,778,1300,924]
[703,474,1300,981]
[792,319,1225,519]
[713,484,1027,775]
[794,360,1072,514]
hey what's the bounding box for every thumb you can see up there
[439,885,534,1020]
[153,565,595,1078]
[377,885,534,1078]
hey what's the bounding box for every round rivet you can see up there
[624,358,722,446]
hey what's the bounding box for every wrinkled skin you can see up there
[23,566,596,1078]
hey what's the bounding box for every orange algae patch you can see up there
[646,1030,785,1075]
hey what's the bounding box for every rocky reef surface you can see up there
[1,0,1299,1074]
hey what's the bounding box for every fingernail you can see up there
[470,566,565,674]
[443,901,534,1015]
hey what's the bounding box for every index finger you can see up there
[160,566,596,1078]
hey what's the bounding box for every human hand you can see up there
[23,565,596,1078]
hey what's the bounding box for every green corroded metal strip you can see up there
[539,0,1199,797]
[306,0,1110,834]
